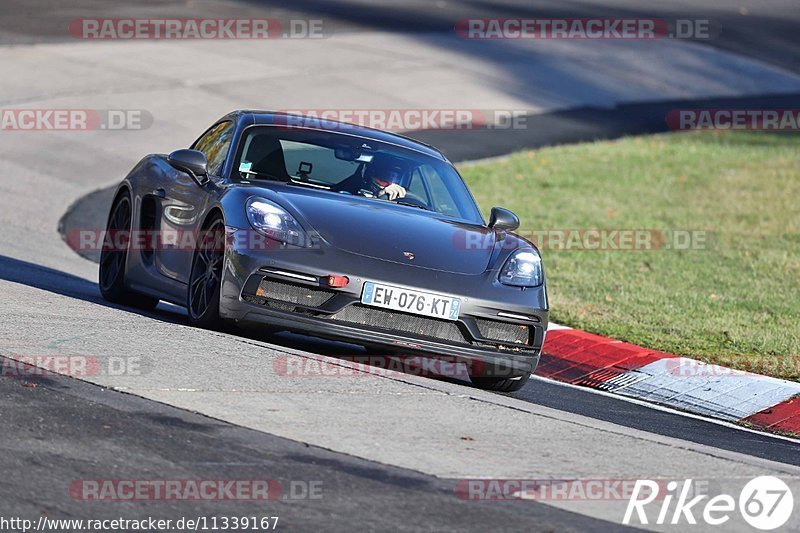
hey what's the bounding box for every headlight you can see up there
[499,249,543,287]
[246,197,308,246]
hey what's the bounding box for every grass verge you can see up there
[459,131,800,380]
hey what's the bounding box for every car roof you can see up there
[219,110,449,162]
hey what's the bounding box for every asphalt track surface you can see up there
[3,1,800,531]
[1,0,798,73]
[1,356,622,532]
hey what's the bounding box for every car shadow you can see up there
[0,254,472,385]
[0,254,186,324]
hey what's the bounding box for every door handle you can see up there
[153,188,166,198]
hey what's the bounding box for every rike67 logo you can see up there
[624,476,793,530]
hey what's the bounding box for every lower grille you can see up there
[475,318,530,345]
[257,279,333,307]
[242,294,296,311]
[332,305,468,344]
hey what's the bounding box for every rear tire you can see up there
[187,215,225,330]
[99,191,159,311]
[470,372,531,392]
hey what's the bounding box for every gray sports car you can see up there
[99,111,548,391]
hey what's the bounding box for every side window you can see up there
[193,121,234,176]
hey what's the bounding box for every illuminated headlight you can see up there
[499,249,543,287]
[246,197,308,246]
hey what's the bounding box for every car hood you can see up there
[275,186,495,275]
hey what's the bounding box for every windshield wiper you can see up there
[395,199,433,211]
[288,176,331,190]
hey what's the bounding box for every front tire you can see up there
[99,191,159,310]
[470,372,531,393]
[187,215,225,329]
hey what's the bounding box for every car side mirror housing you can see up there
[168,149,209,185]
[488,207,520,232]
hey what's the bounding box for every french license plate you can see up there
[361,282,461,321]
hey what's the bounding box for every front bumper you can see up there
[220,229,548,378]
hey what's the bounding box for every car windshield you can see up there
[232,126,484,224]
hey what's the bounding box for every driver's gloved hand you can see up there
[378,183,406,200]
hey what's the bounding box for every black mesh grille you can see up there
[332,305,468,344]
[474,318,530,345]
[242,294,297,311]
[264,300,297,312]
[258,279,333,307]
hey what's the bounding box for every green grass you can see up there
[459,131,800,379]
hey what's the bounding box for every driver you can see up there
[362,155,407,200]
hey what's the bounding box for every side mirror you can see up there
[488,207,520,232]
[168,149,209,185]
